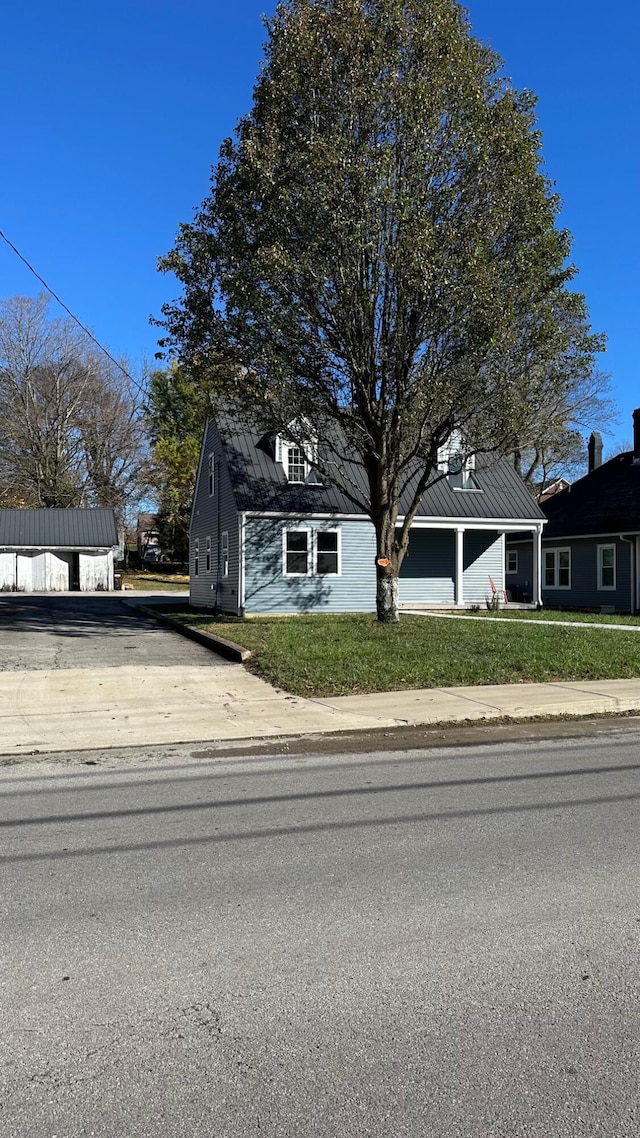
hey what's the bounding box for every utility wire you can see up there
[0,227,149,400]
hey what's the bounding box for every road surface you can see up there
[1,730,640,1136]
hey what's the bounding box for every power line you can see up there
[0,227,149,400]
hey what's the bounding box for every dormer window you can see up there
[287,445,307,483]
[275,423,319,483]
[437,433,480,491]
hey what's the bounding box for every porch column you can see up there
[532,525,543,607]
[455,527,465,607]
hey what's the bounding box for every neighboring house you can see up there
[189,415,545,615]
[136,513,162,562]
[507,412,640,612]
[539,477,570,504]
[0,509,118,592]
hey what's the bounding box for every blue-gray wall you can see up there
[190,421,241,611]
[242,521,505,614]
[506,535,634,610]
[399,529,503,605]
[243,517,377,614]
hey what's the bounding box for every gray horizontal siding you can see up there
[544,537,631,610]
[505,536,634,610]
[463,532,503,603]
[399,530,455,604]
[505,541,534,602]
[243,517,377,614]
[190,421,241,612]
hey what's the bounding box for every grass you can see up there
[161,610,640,697]
[122,570,189,591]
[462,608,640,626]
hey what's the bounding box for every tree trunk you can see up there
[376,565,399,623]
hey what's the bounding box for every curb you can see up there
[133,604,252,664]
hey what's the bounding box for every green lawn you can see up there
[122,571,189,592]
[461,608,640,626]
[164,610,640,697]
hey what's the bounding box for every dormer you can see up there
[437,431,480,491]
[274,420,319,483]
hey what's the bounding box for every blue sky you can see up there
[1,1,638,443]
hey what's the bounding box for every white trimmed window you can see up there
[287,445,307,483]
[315,530,340,575]
[208,453,215,496]
[194,537,199,578]
[544,548,571,589]
[437,432,479,490]
[597,544,616,590]
[283,529,311,576]
[221,531,229,577]
[206,536,211,573]
[506,549,518,574]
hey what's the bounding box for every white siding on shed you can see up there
[79,551,113,590]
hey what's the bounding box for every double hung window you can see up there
[544,548,570,589]
[194,538,199,578]
[506,550,518,574]
[283,529,340,576]
[597,544,615,590]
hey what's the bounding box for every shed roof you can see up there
[0,509,119,549]
[215,416,544,525]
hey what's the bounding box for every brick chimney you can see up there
[634,408,640,461]
[588,430,603,473]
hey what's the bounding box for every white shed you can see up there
[0,509,118,592]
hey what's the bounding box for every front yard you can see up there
[165,610,640,697]
[461,608,640,626]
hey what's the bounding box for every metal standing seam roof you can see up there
[0,509,119,549]
[542,451,640,538]
[213,415,545,524]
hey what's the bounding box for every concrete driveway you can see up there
[0,594,376,757]
[0,593,226,672]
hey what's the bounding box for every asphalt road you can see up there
[0,594,225,670]
[2,731,640,1136]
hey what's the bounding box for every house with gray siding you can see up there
[190,416,545,615]
[0,509,118,592]
[506,411,640,613]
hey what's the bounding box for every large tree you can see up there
[146,363,212,562]
[158,0,605,621]
[0,294,148,521]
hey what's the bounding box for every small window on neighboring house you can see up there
[208,453,215,496]
[194,538,199,578]
[206,536,211,573]
[316,531,340,575]
[506,549,518,574]
[284,530,310,575]
[598,544,616,590]
[545,548,570,589]
[221,531,229,577]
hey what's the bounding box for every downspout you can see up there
[619,535,635,614]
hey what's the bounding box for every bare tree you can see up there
[0,294,148,520]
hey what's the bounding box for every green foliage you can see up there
[167,611,640,697]
[146,363,211,561]
[158,0,605,616]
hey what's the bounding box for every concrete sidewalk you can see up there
[2,660,640,758]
